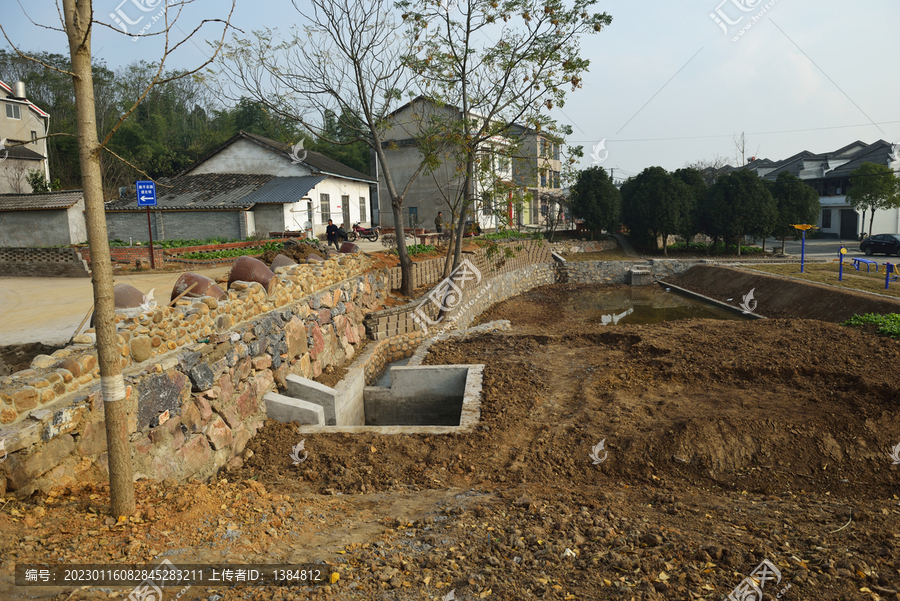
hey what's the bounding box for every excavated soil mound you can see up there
[0,342,64,376]
[259,242,325,266]
[668,264,900,321]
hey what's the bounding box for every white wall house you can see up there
[0,80,51,194]
[746,139,899,240]
[184,131,376,239]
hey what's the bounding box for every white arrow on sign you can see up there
[140,195,153,202]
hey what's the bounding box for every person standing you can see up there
[326,219,340,249]
[434,211,443,233]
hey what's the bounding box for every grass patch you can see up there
[180,241,283,260]
[843,313,900,339]
[391,244,436,256]
[747,262,900,298]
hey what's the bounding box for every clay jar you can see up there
[170,272,225,303]
[228,256,277,296]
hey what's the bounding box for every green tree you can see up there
[704,170,777,256]
[620,166,691,256]
[399,0,612,269]
[671,167,707,243]
[570,166,620,236]
[769,171,821,252]
[25,169,59,193]
[848,162,900,236]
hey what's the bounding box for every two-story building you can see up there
[0,80,51,194]
[744,139,898,239]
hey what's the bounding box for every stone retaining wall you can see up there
[0,256,385,496]
[557,259,700,284]
[0,247,91,277]
[367,240,551,339]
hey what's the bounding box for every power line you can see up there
[566,121,900,144]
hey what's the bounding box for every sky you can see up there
[4,0,899,182]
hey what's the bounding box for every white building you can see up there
[183,131,377,239]
[745,139,899,239]
[0,80,51,194]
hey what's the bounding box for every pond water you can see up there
[570,286,748,325]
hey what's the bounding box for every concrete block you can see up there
[284,374,336,425]
[263,392,324,426]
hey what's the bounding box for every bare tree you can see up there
[217,0,444,296]
[733,132,760,167]
[1,0,235,517]
[1,160,31,193]
[684,154,732,186]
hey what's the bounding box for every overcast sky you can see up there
[4,0,898,181]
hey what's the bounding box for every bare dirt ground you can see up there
[4,284,900,600]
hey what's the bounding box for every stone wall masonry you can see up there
[0,263,385,496]
[76,245,165,268]
[547,238,618,255]
[0,247,91,277]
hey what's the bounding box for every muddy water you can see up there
[570,286,748,325]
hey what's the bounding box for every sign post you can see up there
[136,181,158,269]
[791,224,817,273]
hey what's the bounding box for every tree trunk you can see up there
[781,236,786,253]
[64,0,135,517]
[390,199,412,296]
[737,233,742,256]
[869,210,876,238]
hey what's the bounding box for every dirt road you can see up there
[0,266,230,347]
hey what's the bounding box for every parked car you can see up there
[859,233,900,256]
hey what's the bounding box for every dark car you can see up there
[860,233,900,256]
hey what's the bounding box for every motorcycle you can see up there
[346,223,380,242]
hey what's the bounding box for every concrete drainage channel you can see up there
[260,325,508,434]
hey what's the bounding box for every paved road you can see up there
[759,236,868,259]
[0,266,231,347]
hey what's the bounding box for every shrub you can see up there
[843,313,900,339]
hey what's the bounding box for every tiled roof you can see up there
[105,174,273,211]
[1,144,45,161]
[0,190,82,211]
[238,131,376,183]
[827,140,895,177]
[240,175,326,205]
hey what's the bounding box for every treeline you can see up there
[0,51,369,197]
[570,165,822,255]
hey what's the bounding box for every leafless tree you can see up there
[0,0,235,517]
[1,160,31,193]
[216,0,442,296]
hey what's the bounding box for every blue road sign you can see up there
[136,180,157,207]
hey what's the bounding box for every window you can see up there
[553,144,560,160]
[408,206,418,227]
[540,171,547,187]
[821,209,832,229]
[30,131,37,143]
[359,197,367,222]
[5,103,21,119]
[307,201,313,225]
[341,194,350,226]
[320,193,330,222]
[483,192,493,215]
